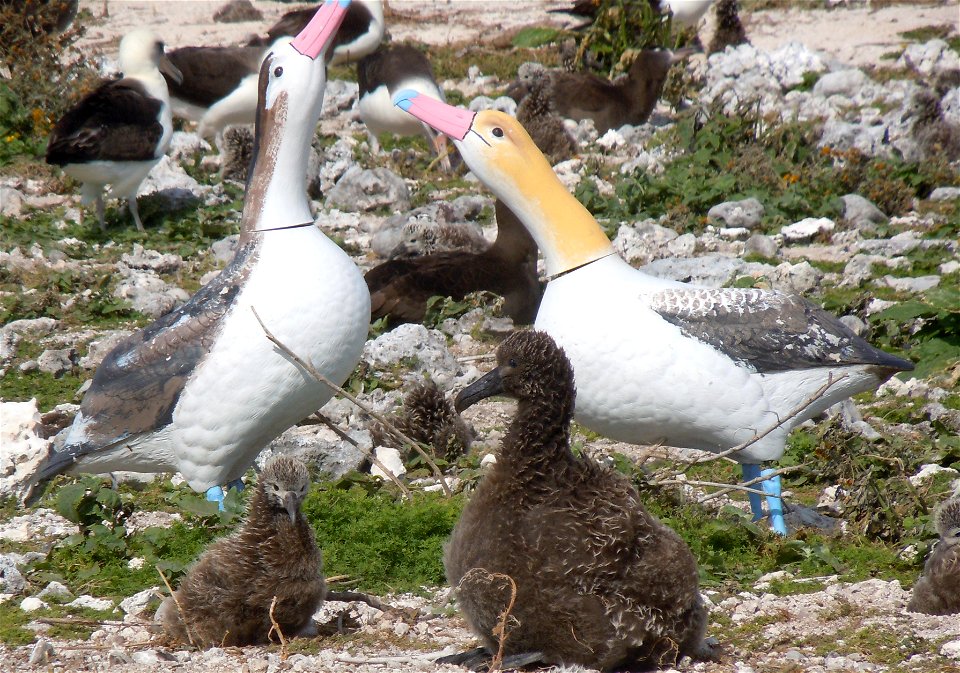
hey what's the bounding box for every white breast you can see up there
[535,256,788,462]
[171,226,370,490]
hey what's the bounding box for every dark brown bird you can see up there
[707,0,748,55]
[444,330,710,670]
[365,200,542,326]
[908,496,960,615]
[506,49,692,133]
[370,379,472,461]
[157,455,324,647]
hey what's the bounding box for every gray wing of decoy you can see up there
[51,244,258,462]
[649,287,914,374]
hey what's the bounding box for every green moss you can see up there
[0,369,88,411]
[302,485,464,594]
[0,602,35,646]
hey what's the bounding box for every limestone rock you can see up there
[326,166,411,213]
[0,400,52,500]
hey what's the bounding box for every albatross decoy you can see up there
[365,199,542,326]
[907,496,960,615]
[45,29,183,232]
[32,0,370,507]
[247,0,384,63]
[394,92,915,535]
[166,0,383,141]
[445,330,710,670]
[357,43,453,170]
[157,455,325,646]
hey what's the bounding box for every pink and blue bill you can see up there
[291,0,351,60]
[393,89,476,141]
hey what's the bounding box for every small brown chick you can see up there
[908,496,960,615]
[906,90,960,162]
[506,49,692,133]
[370,379,472,461]
[516,77,579,164]
[444,331,710,670]
[220,125,254,182]
[707,0,748,55]
[157,455,324,647]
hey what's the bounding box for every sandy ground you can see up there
[76,0,960,69]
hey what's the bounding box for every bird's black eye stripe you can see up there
[274,66,283,77]
[492,127,504,138]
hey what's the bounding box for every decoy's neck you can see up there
[492,145,614,278]
[239,69,315,245]
[497,386,576,481]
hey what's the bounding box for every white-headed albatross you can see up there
[33,0,370,507]
[45,29,182,232]
[394,91,914,535]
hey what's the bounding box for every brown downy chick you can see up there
[707,0,748,55]
[445,330,710,670]
[157,455,324,647]
[516,77,578,163]
[908,496,960,615]
[906,90,960,162]
[370,379,472,461]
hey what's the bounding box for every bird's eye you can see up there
[492,127,504,138]
[508,358,517,367]
[272,484,280,491]
[274,66,283,77]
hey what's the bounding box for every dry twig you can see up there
[314,412,412,498]
[649,374,848,504]
[267,595,288,660]
[157,565,195,647]
[252,307,452,497]
[325,590,393,611]
[459,568,518,672]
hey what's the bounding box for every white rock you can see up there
[20,596,47,612]
[362,324,465,389]
[370,447,406,480]
[941,639,960,660]
[0,399,53,500]
[119,587,162,619]
[37,581,72,600]
[781,217,835,242]
[68,595,114,611]
[909,464,959,486]
[881,275,940,293]
[480,453,497,468]
[930,186,960,202]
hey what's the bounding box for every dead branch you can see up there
[34,617,126,627]
[314,412,412,499]
[459,568,518,672]
[252,307,452,497]
[697,463,808,505]
[325,590,393,612]
[267,595,288,661]
[157,565,195,647]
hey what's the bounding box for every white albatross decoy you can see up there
[394,91,914,535]
[357,44,452,171]
[166,0,383,141]
[32,0,370,507]
[45,29,183,232]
